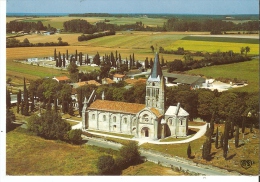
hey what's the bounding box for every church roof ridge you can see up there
[88,99,146,114]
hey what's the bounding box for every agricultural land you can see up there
[6,15,259,176]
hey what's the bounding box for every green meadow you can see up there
[182,36,259,44]
[186,58,259,92]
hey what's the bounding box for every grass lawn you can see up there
[6,127,184,176]
[6,128,108,175]
[122,161,184,175]
[186,58,259,93]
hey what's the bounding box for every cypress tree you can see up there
[242,117,245,133]
[63,53,66,67]
[54,98,58,111]
[210,112,215,136]
[58,52,62,67]
[75,49,78,62]
[129,55,132,70]
[119,53,122,65]
[132,53,135,66]
[6,89,11,109]
[54,48,57,61]
[230,120,234,138]
[220,134,224,148]
[235,125,239,148]
[23,78,29,116]
[223,121,229,159]
[66,49,68,60]
[56,58,58,67]
[145,57,148,69]
[20,101,24,115]
[17,89,21,113]
[215,126,219,149]
[187,143,191,158]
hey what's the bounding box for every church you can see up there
[82,53,189,140]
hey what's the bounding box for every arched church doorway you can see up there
[141,127,150,138]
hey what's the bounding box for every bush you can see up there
[68,129,82,144]
[97,155,116,175]
[27,110,71,141]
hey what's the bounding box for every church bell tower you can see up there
[145,53,165,114]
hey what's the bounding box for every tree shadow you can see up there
[226,153,236,160]
[6,123,23,133]
[188,129,197,135]
[238,143,245,147]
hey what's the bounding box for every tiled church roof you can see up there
[88,99,146,114]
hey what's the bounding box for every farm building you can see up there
[53,76,70,83]
[162,71,206,89]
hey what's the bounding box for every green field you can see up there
[166,39,259,55]
[182,36,259,44]
[186,58,259,92]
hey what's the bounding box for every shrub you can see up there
[68,129,82,144]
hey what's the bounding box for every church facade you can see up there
[82,53,189,139]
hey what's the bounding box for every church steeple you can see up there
[146,53,165,114]
[149,52,162,80]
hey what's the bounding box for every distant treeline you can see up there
[63,18,258,36]
[163,18,259,32]
[6,21,56,33]
[68,13,259,20]
[6,38,68,48]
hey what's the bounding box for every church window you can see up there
[152,82,155,86]
[113,116,116,122]
[103,115,106,121]
[168,118,172,125]
[142,114,149,122]
[180,119,183,125]
[124,118,127,124]
[92,114,95,120]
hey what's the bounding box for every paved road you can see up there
[82,135,240,176]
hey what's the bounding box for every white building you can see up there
[82,53,189,139]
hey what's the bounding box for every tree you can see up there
[67,62,79,82]
[54,48,57,61]
[6,109,15,132]
[150,45,154,53]
[215,126,219,149]
[97,155,115,175]
[223,121,229,159]
[93,52,100,66]
[240,47,245,55]
[6,89,11,109]
[235,125,239,148]
[118,141,141,168]
[167,59,183,72]
[68,129,82,144]
[245,46,250,56]
[27,110,71,140]
[187,143,191,158]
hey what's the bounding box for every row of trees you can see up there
[166,49,251,72]
[6,21,53,33]
[78,31,116,41]
[167,85,258,129]
[7,37,68,48]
